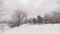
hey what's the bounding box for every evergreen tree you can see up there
[37,15,43,24]
[33,18,36,24]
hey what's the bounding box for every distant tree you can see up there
[44,14,51,23]
[44,8,60,24]
[28,18,32,24]
[7,20,16,28]
[37,15,43,24]
[28,20,31,23]
[33,18,36,24]
[9,10,27,27]
[24,19,28,23]
[50,10,60,23]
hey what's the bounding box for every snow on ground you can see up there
[1,24,60,34]
[0,24,10,33]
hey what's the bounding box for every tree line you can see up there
[6,8,60,28]
[0,0,60,32]
[0,0,60,28]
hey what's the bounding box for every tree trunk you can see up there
[17,22,20,27]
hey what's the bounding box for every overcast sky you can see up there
[1,0,60,20]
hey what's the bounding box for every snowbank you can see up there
[1,24,60,34]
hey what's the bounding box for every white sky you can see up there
[2,0,60,20]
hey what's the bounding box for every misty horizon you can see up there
[0,0,60,20]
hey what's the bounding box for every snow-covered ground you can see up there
[0,24,10,33]
[1,24,60,34]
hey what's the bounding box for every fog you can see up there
[1,0,60,20]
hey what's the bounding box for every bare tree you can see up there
[50,10,60,23]
[44,8,60,24]
[10,10,27,27]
